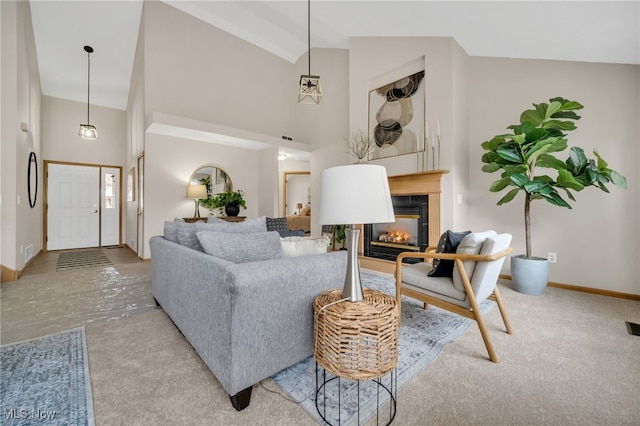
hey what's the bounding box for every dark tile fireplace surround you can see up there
[364,195,428,264]
[359,170,446,273]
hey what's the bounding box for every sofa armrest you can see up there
[150,236,238,388]
[222,251,348,394]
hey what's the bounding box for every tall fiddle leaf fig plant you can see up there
[481,97,627,259]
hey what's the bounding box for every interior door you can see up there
[101,167,120,246]
[137,154,144,259]
[47,163,100,250]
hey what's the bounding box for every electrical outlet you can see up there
[548,252,557,263]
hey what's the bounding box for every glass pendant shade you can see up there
[78,124,97,140]
[298,75,322,104]
[79,45,97,140]
[298,0,321,104]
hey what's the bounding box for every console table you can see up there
[313,288,399,425]
[182,216,246,223]
[220,216,246,222]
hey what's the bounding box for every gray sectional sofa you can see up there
[149,217,347,410]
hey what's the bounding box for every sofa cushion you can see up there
[452,230,497,291]
[196,231,284,263]
[470,233,512,302]
[428,230,471,277]
[280,236,329,257]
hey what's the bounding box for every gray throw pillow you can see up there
[175,218,268,251]
[175,221,203,251]
[163,220,180,243]
[240,216,267,232]
[196,231,284,263]
[195,218,266,235]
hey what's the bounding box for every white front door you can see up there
[101,167,120,246]
[47,163,100,250]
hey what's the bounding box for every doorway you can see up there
[136,153,144,259]
[282,171,311,216]
[45,161,122,251]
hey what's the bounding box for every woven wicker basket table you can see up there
[313,288,399,425]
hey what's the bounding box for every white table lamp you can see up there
[318,165,395,302]
[186,184,208,218]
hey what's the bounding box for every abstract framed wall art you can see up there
[368,70,425,160]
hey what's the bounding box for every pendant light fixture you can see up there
[78,45,97,140]
[298,0,322,104]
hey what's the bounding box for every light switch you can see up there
[17,195,21,205]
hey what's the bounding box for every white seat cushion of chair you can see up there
[400,262,467,302]
[452,230,497,291]
[470,233,512,302]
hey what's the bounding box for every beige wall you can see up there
[1,0,42,275]
[42,96,126,166]
[294,48,350,235]
[467,57,639,295]
[143,133,260,257]
[143,1,296,139]
[348,37,468,236]
[125,1,311,254]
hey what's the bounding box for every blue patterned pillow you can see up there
[279,229,305,238]
[266,217,290,235]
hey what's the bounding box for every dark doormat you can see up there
[625,321,640,336]
[57,249,113,271]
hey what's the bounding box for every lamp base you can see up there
[343,226,363,302]
[193,199,201,218]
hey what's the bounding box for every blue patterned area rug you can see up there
[1,327,95,426]
[272,270,494,426]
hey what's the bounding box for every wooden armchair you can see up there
[395,231,513,362]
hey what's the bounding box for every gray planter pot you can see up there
[511,255,549,296]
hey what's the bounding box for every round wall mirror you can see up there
[190,166,232,197]
[28,151,38,208]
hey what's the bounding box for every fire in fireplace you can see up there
[379,229,413,244]
[364,195,428,263]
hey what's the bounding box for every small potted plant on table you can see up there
[214,190,247,217]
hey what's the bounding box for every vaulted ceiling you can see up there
[29,1,639,111]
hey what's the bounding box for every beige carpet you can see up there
[85,281,640,425]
